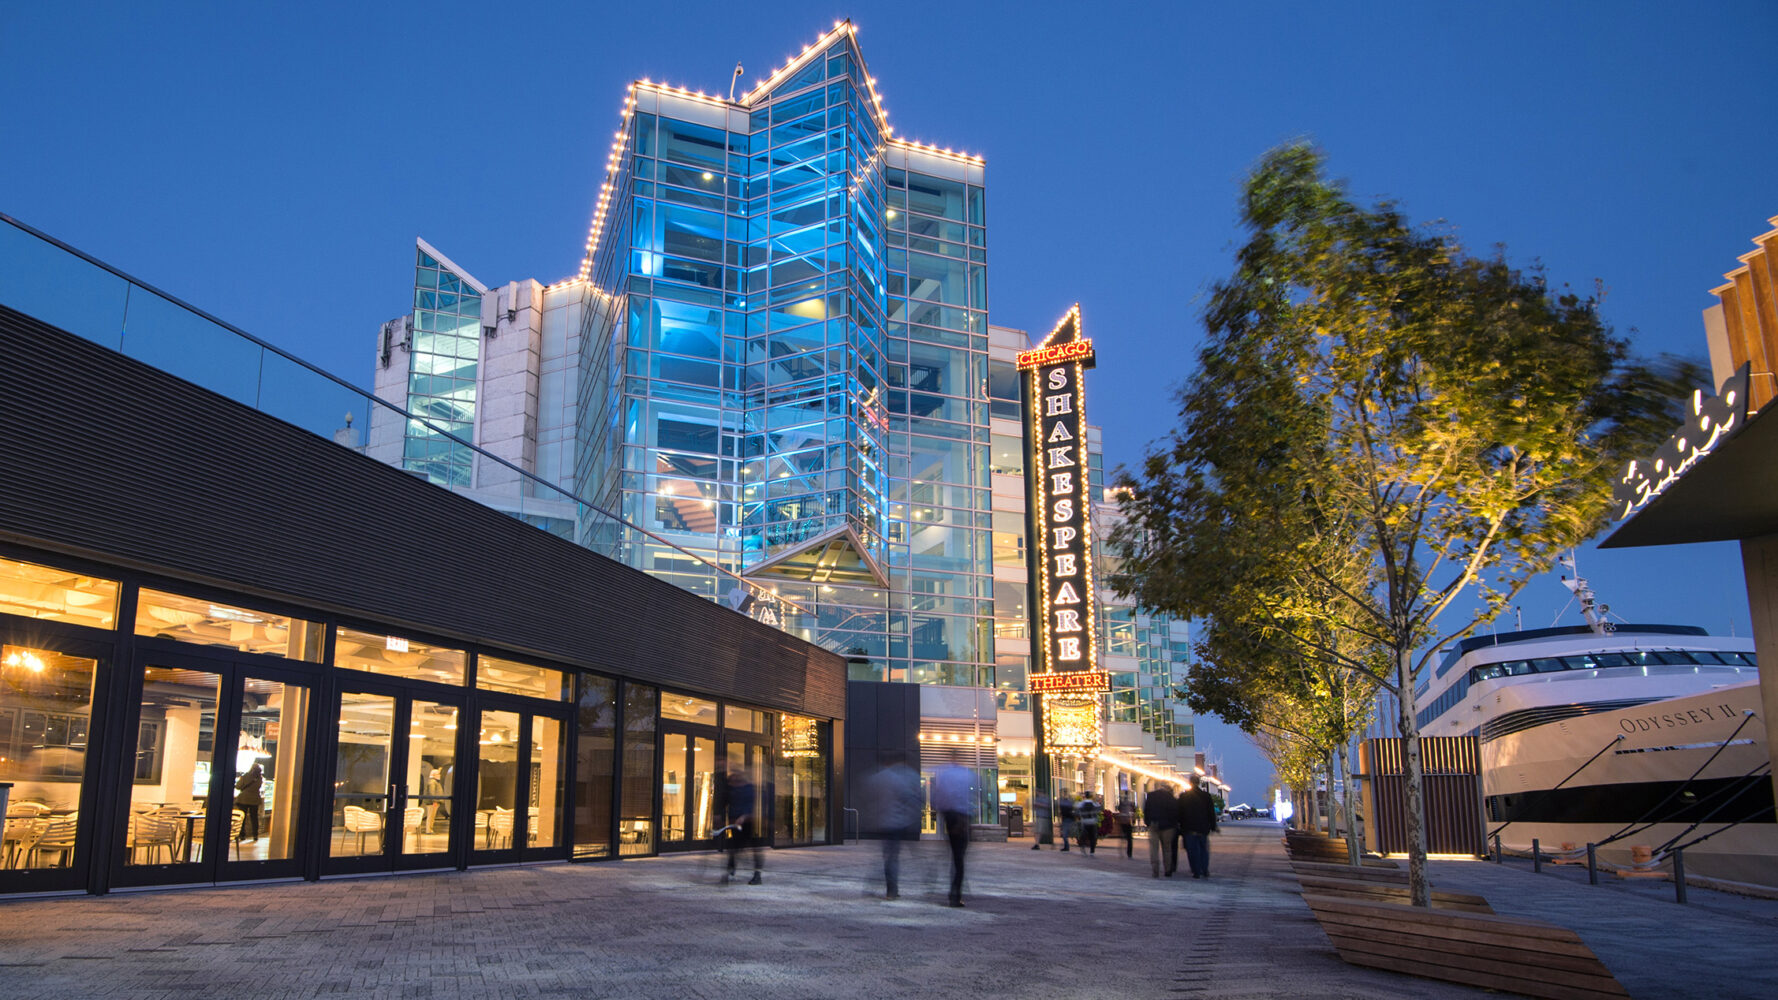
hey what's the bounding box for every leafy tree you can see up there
[1113,144,1699,905]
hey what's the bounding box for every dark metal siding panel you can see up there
[1362,736,1485,856]
[0,304,844,719]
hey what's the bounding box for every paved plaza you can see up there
[0,823,1772,999]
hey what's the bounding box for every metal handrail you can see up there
[0,212,812,621]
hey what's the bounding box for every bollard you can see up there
[1493,833,1502,863]
[1532,838,1541,873]
[1673,848,1687,905]
[1586,843,1598,885]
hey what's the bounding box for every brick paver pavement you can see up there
[0,824,1770,999]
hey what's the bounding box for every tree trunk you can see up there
[1397,646,1431,906]
[1338,741,1360,866]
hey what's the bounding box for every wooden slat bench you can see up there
[1297,874,1493,913]
[1290,860,1404,883]
[1282,832,1393,865]
[1302,894,1629,1000]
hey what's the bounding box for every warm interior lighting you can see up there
[3,649,46,673]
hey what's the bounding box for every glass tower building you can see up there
[365,22,1197,822]
[574,22,991,690]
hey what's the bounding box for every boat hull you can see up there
[1482,681,1775,884]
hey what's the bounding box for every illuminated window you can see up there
[0,556,119,629]
[475,654,568,701]
[135,588,323,661]
[333,627,465,685]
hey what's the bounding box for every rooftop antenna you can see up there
[727,61,745,102]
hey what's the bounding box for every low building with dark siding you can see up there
[0,218,844,896]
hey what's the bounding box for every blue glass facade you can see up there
[577,25,993,686]
[404,245,485,487]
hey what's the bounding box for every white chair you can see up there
[3,816,46,869]
[487,808,514,850]
[31,814,79,868]
[402,806,424,850]
[343,805,383,855]
[130,813,177,865]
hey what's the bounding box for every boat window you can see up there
[1688,651,1727,665]
[1558,656,1596,670]
[1653,650,1696,665]
[1622,651,1658,667]
[1590,652,1630,668]
[1727,651,1758,666]
[1468,664,1505,683]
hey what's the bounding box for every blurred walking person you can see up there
[715,765,763,884]
[1116,792,1136,858]
[865,753,921,899]
[1143,783,1179,877]
[1057,792,1076,852]
[1179,779,1219,878]
[931,763,975,907]
[1077,792,1101,854]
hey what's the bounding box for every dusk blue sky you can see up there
[6,1,1776,799]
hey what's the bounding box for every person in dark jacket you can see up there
[1142,783,1179,877]
[1178,779,1219,878]
[1115,792,1136,858]
[234,762,264,842]
[716,767,763,884]
[1076,792,1101,854]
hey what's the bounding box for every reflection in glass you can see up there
[723,706,769,733]
[476,709,520,849]
[531,716,564,849]
[135,589,324,662]
[232,676,309,862]
[476,655,567,701]
[127,665,222,866]
[776,714,828,846]
[0,646,97,871]
[619,683,657,856]
[573,675,616,859]
[0,556,119,629]
[661,733,686,844]
[660,692,717,725]
[406,700,456,857]
[331,692,392,857]
[334,628,465,685]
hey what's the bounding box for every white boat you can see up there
[1418,578,1774,885]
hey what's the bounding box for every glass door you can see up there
[0,635,108,896]
[470,700,568,861]
[325,684,461,874]
[111,651,318,888]
[659,728,716,851]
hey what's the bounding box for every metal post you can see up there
[1493,833,1501,863]
[1532,837,1541,873]
[1673,848,1687,905]
[1586,842,1598,885]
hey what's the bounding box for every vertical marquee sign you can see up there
[1019,306,1104,757]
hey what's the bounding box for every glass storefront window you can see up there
[723,705,768,733]
[330,692,391,858]
[775,714,828,845]
[407,700,456,859]
[530,716,565,849]
[475,709,521,849]
[475,654,568,701]
[334,627,465,686]
[660,692,717,725]
[233,676,311,862]
[573,675,616,859]
[135,588,324,662]
[0,645,97,872]
[618,683,657,856]
[126,664,222,866]
[0,556,118,629]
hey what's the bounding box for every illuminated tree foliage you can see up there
[1112,144,1698,905]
